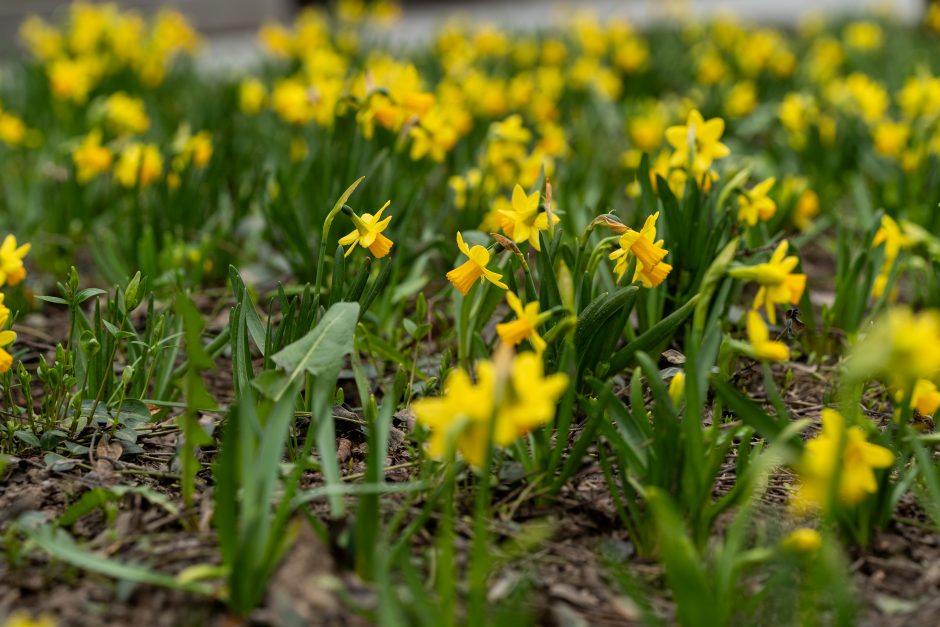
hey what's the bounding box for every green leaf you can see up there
[646,488,718,627]
[26,525,212,595]
[609,294,700,375]
[259,302,359,402]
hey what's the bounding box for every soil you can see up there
[2,298,939,627]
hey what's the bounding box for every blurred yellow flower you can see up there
[19,16,64,61]
[792,409,893,512]
[728,240,806,324]
[338,201,394,258]
[47,57,96,104]
[271,78,313,125]
[897,379,940,419]
[848,307,940,386]
[115,142,163,188]
[1,611,56,627]
[725,81,757,118]
[668,371,685,406]
[498,184,558,251]
[239,78,268,115]
[105,92,150,136]
[0,234,30,288]
[872,120,909,158]
[747,311,789,362]
[737,177,777,226]
[844,21,883,51]
[792,188,819,231]
[781,528,822,552]
[0,328,15,374]
[0,112,27,147]
[446,232,507,296]
[608,211,672,288]
[411,350,568,468]
[665,109,730,178]
[496,292,547,353]
[72,130,113,183]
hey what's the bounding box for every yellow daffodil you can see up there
[792,189,819,231]
[47,57,97,104]
[338,201,394,258]
[239,78,267,115]
[725,81,757,118]
[737,177,777,226]
[668,371,685,406]
[792,409,894,512]
[0,234,30,288]
[0,112,27,147]
[665,109,731,175]
[411,350,569,468]
[728,240,806,324]
[105,92,150,136]
[114,142,163,188]
[781,528,822,552]
[747,311,789,362]
[872,215,913,298]
[72,130,112,183]
[446,232,508,296]
[608,212,672,288]
[894,379,940,422]
[872,121,909,159]
[0,328,16,374]
[2,611,57,627]
[498,184,559,251]
[848,307,940,387]
[496,292,547,353]
[872,215,911,267]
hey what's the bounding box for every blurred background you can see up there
[0,0,926,49]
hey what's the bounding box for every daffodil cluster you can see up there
[411,350,568,468]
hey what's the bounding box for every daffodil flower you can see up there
[338,201,394,258]
[728,240,806,324]
[411,351,568,468]
[0,329,16,373]
[498,184,559,251]
[872,215,911,266]
[608,212,672,288]
[446,232,508,296]
[792,409,894,512]
[747,311,789,362]
[72,130,113,184]
[0,234,30,288]
[665,109,730,175]
[896,378,940,420]
[737,177,777,226]
[496,292,548,353]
